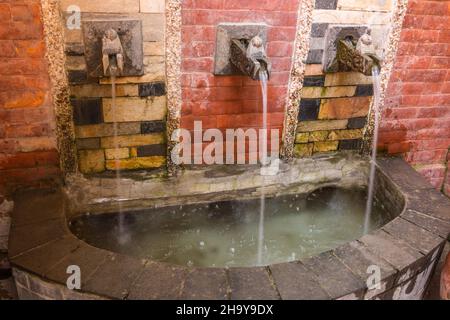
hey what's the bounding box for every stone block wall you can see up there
[59,0,168,174]
[180,0,300,163]
[294,0,394,157]
[0,0,61,194]
[380,0,450,192]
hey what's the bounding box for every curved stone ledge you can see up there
[8,156,450,300]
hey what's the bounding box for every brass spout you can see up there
[102,29,124,77]
[230,36,271,80]
[335,29,381,76]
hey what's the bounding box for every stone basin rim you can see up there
[8,156,450,300]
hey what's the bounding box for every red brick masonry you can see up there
[0,0,449,195]
[381,0,450,194]
[180,0,300,161]
[0,0,60,195]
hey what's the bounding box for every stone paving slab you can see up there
[127,261,187,300]
[377,157,435,191]
[382,217,444,255]
[83,253,146,299]
[6,156,450,300]
[301,251,366,299]
[180,268,228,300]
[10,236,81,276]
[359,230,424,278]
[405,188,450,223]
[46,243,111,287]
[228,267,279,300]
[401,209,450,240]
[270,261,330,300]
[333,241,397,299]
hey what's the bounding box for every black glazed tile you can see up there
[138,82,166,97]
[339,139,362,150]
[306,49,324,64]
[347,117,367,129]
[71,98,103,125]
[315,0,338,10]
[137,144,167,157]
[311,23,329,38]
[68,70,88,84]
[141,120,166,134]
[303,75,325,87]
[299,99,321,121]
[355,84,374,97]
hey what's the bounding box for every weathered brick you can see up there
[337,0,393,12]
[309,131,329,142]
[324,72,373,86]
[305,64,324,76]
[301,86,356,99]
[106,156,166,170]
[297,120,348,132]
[70,84,138,98]
[66,56,86,71]
[143,41,165,56]
[103,97,167,123]
[295,132,309,143]
[101,133,165,149]
[59,0,140,13]
[318,97,372,120]
[294,143,313,157]
[75,123,140,138]
[140,0,165,13]
[105,148,130,160]
[313,141,339,152]
[327,129,363,141]
[78,150,105,174]
[76,138,100,150]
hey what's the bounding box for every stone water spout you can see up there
[229,35,271,80]
[335,29,381,76]
[102,28,124,77]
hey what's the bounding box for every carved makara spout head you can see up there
[229,35,271,81]
[335,29,382,76]
[102,28,124,76]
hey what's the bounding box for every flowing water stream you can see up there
[110,75,128,244]
[364,66,381,234]
[257,70,269,265]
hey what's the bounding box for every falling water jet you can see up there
[110,70,128,245]
[257,69,268,266]
[363,66,381,235]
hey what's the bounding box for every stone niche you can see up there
[294,0,395,158]
[59,0,168,174]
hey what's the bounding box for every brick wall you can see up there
[61,0,168,174]
[180,0,299,162]
[294,0,394,157]
[380,0,450,192]
[0,0,60,195]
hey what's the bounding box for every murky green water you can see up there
[70,187,390,267]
